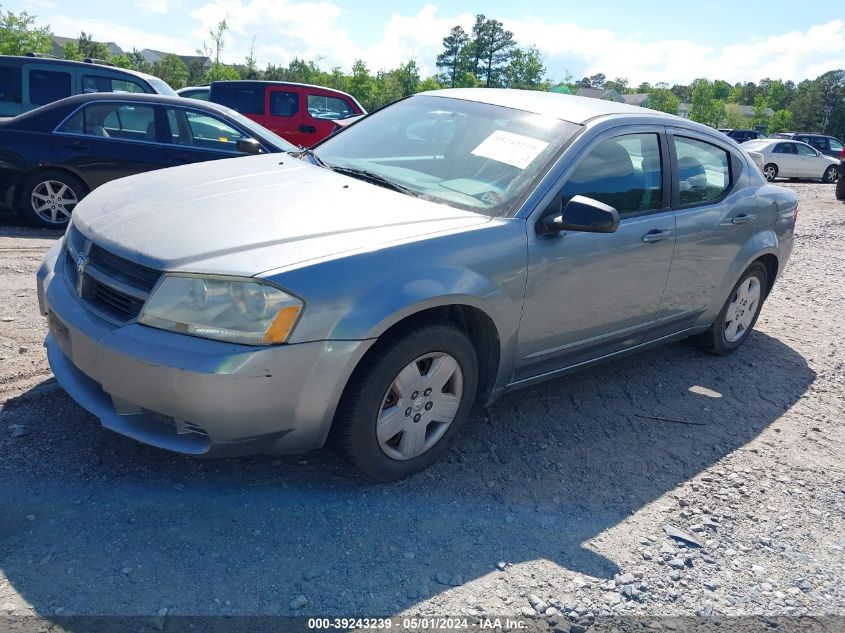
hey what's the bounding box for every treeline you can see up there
[2,5,843,139]
[575,72,845,140]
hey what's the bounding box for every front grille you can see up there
[64,226,162,323]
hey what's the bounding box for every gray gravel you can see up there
[0,183,843,628]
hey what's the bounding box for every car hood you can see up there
[73,154,491,276]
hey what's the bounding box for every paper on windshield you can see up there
[471,130,550,169]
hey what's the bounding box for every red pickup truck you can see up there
[208,80,365,147]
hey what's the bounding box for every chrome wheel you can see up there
[823,165,838,183]
[377,352,464,461]
[31,180,78,225]
[723,276,762,343]
[763,164,777,182]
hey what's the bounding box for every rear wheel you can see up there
[763,164,778,182]
[20,170,87,229]
[694,263,768,356]
[822,165,839,183]
[333,322,478,481]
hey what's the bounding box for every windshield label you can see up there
[471,130,549,169]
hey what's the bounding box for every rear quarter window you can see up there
[212,85,264,115]
[0,66,21,104]
[29,69,72,106]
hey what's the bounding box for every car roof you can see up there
[419,88,676,125]
[35,91,236,110]
[0,55,162,83]
[210,80,355,96]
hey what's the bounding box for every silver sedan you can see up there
[744,138,840,183]
[37,89,797,480]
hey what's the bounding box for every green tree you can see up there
[474,17,516,87]
[789,79,824,132]
[768,109,794,135]
[749,94,770,131]
[604,77,629,93]
[417,76,441,92]
[110,55,132,69]
[207,19,228,66]
[204,62,239,82]
[435,25,468,88]
[722,104,747,129]
[502,46,547,90]
[392,60,420,97]
[77,31,110,59]
[127,49,153,74]
[690,79,726,127]
[347,59,375,110]
[0,6,52,55]
[62,41,83,60]
[646,87,680,114]
[241,36,260,80]
[154,53,188,89]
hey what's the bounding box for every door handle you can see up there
[64,140,90,151]
[298,125,317,134]
[731,214,756,225]
[642,229,672,243]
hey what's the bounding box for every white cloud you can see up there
[502,16,845,84]
[45,14,196,55]
[136,0,170,14]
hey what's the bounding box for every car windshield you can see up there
[312,95,581,217]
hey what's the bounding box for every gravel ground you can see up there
[0,183,843,631]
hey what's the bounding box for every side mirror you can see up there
[540,195,620,235]
[236,138,263,155]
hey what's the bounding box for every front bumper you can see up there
[37,242,373,457]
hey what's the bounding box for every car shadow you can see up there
[0,211,64,240]
[0,330,815,619]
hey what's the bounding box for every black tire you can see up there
[332,322,478,481]
[763,163,778,182]
[837,173,845,201]
[694,262,768,356]
[822,165,839,183]
[19,170,88,229]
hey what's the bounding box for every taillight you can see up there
[841,147,845,159]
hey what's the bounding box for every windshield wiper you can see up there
[328,166,420,197]
[290,148,327,167]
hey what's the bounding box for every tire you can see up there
[694,263,768,356]
[822,165,839,183]
[837,173,845,200]
[763,164,778,182]
[332,322,478,481]
[19,170,88,229]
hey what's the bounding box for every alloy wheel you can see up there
[723,276,762,343]
[376,352,464,460]
[763,165,777,181]
[30,180,78,225]
[823,166,839,183]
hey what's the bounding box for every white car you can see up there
[743,139,840,183]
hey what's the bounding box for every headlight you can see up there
[138,276,303,345]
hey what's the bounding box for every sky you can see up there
[10,0,845,85]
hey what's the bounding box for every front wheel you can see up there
[694,263,768,356]
[333,322,478,481]
[20,170,87,229]
[822,165,839,183]
[763,164,778,182]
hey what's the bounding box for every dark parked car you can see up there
[0,92,297,228]
[0,54,176,117]
[837,146,845,200]
[208,80,365,147]
[769,132,844,159]
[718,129,766,143]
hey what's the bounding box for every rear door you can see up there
[658,131,761,329]
[52,101,165,188]
[772,142,798,176]
[264,86,303,145]
[23,63,76,112]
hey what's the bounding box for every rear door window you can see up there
[673,136,731,207]
[59,103,157,140]
[82,75,146,94]
[28,69,72,106]
[270,91,299,117]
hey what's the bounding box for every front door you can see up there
[794,142,821,178]
[163,106,255,166]
[516,130,675,380]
